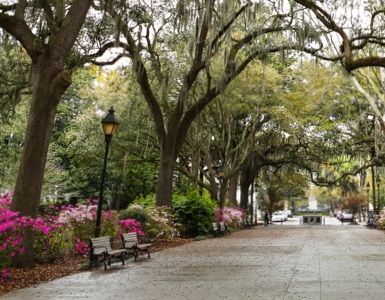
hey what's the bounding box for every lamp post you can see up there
[94,107,119,238]
[250,180,254,224]
[376,175,381,214]
[366,182,370,220]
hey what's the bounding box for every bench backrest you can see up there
[212,223,218,231]
[90,236,113,255]
[219,222,226,231]
[121,232,139,248]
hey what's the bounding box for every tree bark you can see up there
[156,138,177,207]
[11,64,72,268]
[239,157,261,210]
[228,172,238,205]
[240,162,253,209]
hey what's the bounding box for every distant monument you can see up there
[308,195,317,210]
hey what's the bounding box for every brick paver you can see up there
[2,220,385,300]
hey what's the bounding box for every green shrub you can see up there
[119,206,150,225]
[131,194,156,208]
[173,190,216,237]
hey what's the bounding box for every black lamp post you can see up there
[376,175,381,214]
[94,107,119,238]
[366,182,370,219]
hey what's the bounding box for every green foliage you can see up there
[131,194,156,208]
[119,206,150,225]
[172,190,216,237]
[0,102,28,191]
[0,37,30,120]
[100,211,120,238]
[195,235,211,241]
[260,185,285,214]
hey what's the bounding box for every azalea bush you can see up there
[56,200,143,254]
[1,197,144,281]
[119,205,150,225]
[119,218,143,235]
[122,204,180,240]
[0,197,27,281]
[33,217,67,264]
[0,197,66,280]
[144,206,180,239]
[376,209,385,229]
[216,206,245,229]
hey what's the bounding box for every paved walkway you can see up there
[2,219,385,300]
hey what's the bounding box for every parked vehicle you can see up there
[277,211,288,220]
[339,210,353,222]
[284,210,293,218]
[272,212,285,222]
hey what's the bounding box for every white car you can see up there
[278,210,289,220]
[272,212,285,222]
[339,211,353,222]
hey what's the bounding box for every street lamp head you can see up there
[376,175,381,183]
[101,107,119,140]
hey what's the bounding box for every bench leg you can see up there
[119,254,125,265]
[89,255,106,270]
[134,248,151,260]
[133,251,139,261]
[144,249,151,258]
[123,250,136,260]
[107,255,125,268]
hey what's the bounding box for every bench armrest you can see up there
[138,236,152,243]
[92,245,108,256]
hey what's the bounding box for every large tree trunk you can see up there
[11,62,72,268]
[1,0,98,269]
[239,158,261,210]
[240,164,253,209]
[156,143,177,207]
[228,172,238,205]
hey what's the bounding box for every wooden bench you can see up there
[219,221,228,235]
[212,222,220,236]
[212,222,227,236]
[121,232,152,261]
[243,218,256,229]
[89,236,126,270]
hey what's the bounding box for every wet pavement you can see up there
[2,217,385,300]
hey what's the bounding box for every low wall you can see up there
[302,215,323,225]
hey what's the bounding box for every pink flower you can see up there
[2,268,8,278]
